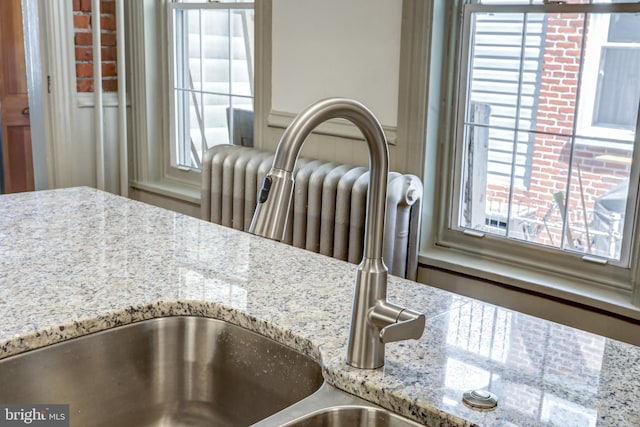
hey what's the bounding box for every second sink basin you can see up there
[280,406,424,427]
[0,316,324,427]
[253,382,425,427]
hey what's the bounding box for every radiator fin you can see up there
[201,145,422,280]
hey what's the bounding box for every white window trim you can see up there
[125,0,269,204]
[414,0,640,315]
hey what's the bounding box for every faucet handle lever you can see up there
[371,302,425,344]
[380,309,425,344]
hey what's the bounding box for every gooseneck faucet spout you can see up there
[249,98,424,369]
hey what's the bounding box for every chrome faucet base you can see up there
[347,259,426,369]
[347,259,388,369]
[249,98,425,369]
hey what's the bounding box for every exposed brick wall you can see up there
[72,0,117,92]
[486,11,630,252]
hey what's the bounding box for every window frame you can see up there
[419,0,640,310]
[167,1,255,172]
[125,0,267,205]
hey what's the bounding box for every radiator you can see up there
[201,145,422,280]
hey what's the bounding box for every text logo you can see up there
[0,405,68,427]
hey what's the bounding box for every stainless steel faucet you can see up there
[249,98,425,369]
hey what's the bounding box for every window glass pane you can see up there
[608,13,640,43]
[593,47,640,129]
[518,13,545,133]
[175,88,203,169]
[228,96,254,147]
[513,133,572,249]
[459,7,639,263]
[202,93,231,148]
[201,9,231,94]
[230,10,254,96]
[461,123,509,236]
[467,13,525,130]
[172,9,201,91]
[171,4,254,170]
[561,138,632,259]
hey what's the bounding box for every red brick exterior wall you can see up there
[72,0,117,92]
[487,11,630,249]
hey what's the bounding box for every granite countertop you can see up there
[1,187,639,426]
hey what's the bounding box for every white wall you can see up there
[271,0,401,126]
[260,0,407,171]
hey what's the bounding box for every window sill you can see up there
[418,245,640,322]
[130,178,201,206]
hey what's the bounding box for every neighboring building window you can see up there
[168,0,254,170]
[454,0,640,270]
[578,2,640,137]
[593,46,640,130]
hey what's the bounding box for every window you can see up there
[168,0,254,170]
[437,0,640,295]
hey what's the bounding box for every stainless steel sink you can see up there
[0,316,324,427]
[279,406,424,427]
[253,383,425,427]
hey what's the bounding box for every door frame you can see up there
[22,0,49,190]
[21,0,77,190]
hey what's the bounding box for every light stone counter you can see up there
[1,187,638,426]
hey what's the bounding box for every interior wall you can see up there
[271,0,401,126]
[259,0,406,172]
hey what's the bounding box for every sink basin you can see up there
[252,383,424,427]
[280,406,424,427]
[0,316,324,427]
